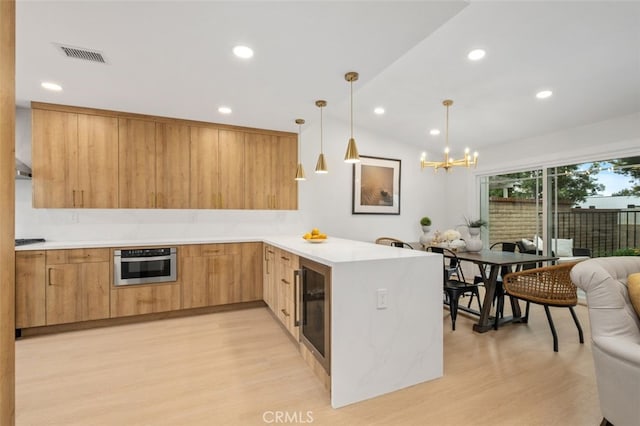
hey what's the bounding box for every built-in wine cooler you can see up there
[295,258,331,374]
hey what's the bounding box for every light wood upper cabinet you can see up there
[217,130,245,209]
[32,109,117,208]
[31,103,297,210]
[45,249,111,325]
[32,109,76,208]
[15,251,46,328]
[118,118,157,208]
[190,126,219,209]
[155,122,191,209]
[244,133,298,210]
[244,133,275,209]
[275,135,298,210]
[76,114,119,208]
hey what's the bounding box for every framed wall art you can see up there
[352,155,401,215]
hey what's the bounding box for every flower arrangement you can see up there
[443,229,461,241]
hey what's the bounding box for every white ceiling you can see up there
[16,1,640,157]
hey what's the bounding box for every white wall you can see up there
[299,119,450,243]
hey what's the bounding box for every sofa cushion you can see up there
[629,272,640,319]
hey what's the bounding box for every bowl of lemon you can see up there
[302,228,328,243]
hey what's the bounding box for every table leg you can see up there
[473,264,500,333]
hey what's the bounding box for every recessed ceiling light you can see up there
[429,129,440,136]
[536,90,553,99]
[233,45,254,59]
[218,106,232,114]
[467,49,486,61]
[41,81,62,91]
[374,107,385,115]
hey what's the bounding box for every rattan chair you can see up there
[503,262,584,352]
[375,237,414,250]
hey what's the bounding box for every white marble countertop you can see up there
[15,235,431,266]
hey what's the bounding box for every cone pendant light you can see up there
[344,71,360,163]
[294,118,306,181]
[314,100,328,173]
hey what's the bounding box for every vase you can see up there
[468,227,481,237]
[419,226,433,246]
[465,236,483,252]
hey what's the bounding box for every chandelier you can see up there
[420,99,478,172]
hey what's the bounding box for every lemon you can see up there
[303,233,311,240]
[311,228,320,236]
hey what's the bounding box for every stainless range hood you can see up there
[15,158,32,180]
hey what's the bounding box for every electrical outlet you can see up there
[377,288,388,309]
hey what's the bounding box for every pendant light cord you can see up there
[445,102,449,150]
[350,80,354,139]
[320,106,324,153]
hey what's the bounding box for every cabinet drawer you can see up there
[46,248,111,264]
[111,283,181,317]
[277,250,298,268]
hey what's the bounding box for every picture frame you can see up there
[352,155,401,215]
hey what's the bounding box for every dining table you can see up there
[439,249,558,333]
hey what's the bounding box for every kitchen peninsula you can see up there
[16,236,443,408]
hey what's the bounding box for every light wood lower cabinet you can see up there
[181,242,263,309]
[274,248,299,339]
[110,283,181,317]
[263,244,277,310]
[45,249,111,325]
[16,251,46,328]
[16,242,263,329]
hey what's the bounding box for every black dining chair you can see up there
[473,241,517,329]
[427,246,482,330]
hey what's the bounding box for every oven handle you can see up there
[294,269,303,327]
[118,255,174,262]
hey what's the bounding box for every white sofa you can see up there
[570,257,640,426]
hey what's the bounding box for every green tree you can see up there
[610,156,640,196]
[489,164,604,204]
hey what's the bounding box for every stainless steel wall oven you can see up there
[113,247,177,286]
[296,257,331,374]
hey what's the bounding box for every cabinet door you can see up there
[189,126,219,209]
[244,133,274,209]
[240,242,263,302]
[263,245,276,309]
[208,244,242,305]
[273,135,298,210]
[218,130,245,209]
[46,262,110,325]
[15,251,46,328]
[119,118,157,208]
[181,253,210,309]
[32,109,77,208]
[155,122,191,208]
[76,114,119,208]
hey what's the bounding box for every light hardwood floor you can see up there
[16,303,601,426]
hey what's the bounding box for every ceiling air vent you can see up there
[56,44,107,63]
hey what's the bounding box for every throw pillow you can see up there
[628,273,640,319]
[553,238,573,257]
[520,238,536,251]
[534,235,544,251]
